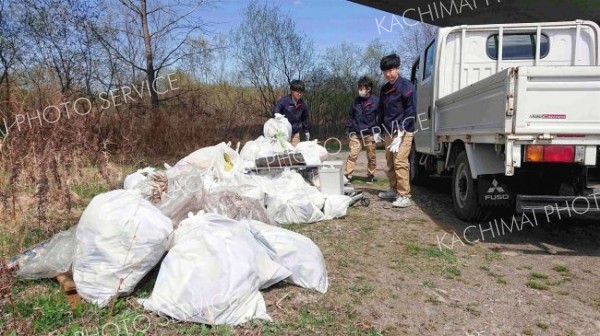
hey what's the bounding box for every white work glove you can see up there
[373,133,384,143]
[387,131,405,153]
[304,132,310,141]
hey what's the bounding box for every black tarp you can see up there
[348,0,600,26]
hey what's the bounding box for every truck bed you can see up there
[435,66,600,142]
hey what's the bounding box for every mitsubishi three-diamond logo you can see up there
[487,179,505,193]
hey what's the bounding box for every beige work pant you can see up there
[344,134,376,176]
[384,132,413,196]
[290,132,301,147]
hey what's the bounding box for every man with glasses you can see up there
[376,54,416,208]
[273,80,310,147]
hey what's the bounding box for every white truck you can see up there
[409,20,600,220]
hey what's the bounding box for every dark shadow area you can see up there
[411,176,600,257]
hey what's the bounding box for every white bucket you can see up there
[319,161,344,195]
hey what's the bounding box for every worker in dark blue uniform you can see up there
[273,80,310,147]
[376,54,416,208]
[344,76,379,184]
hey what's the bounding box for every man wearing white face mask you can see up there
[344,76,379,184]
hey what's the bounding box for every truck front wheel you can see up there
[452,151,491,221]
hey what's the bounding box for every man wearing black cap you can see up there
[273,80,310,147]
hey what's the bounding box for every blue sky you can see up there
[202,0,412,52]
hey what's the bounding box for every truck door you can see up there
[414,40,436,154]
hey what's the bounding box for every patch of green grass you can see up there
[552,264,569,273]
[389,257,411,273]
[523,326,534,335]
[345,326,382,335]
[71,180,109,200]
[444,266,461,277]
[527,280,549,290]
[484,252,504,262]
[523,265,533,270]
[280,223,307,232]
[496,278,508,285]
[408,244,457,263]
[530,272,549,280]
[297,307,335,329]
[15,283,74,334]
[360,224,375,233]
[349,281,375,297]
[594,297,600,311]
[546,278,569,286]
[350,176,389,188]
[422,279,434,288]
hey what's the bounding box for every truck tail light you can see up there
[525,145,575,162]
[525,145,544,162]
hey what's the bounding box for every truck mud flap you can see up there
[516,195,600,213]
[478,176,511,206]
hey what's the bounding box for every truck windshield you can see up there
[486,33,549,60]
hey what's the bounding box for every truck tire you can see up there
[409,144,428,185]
[452,151,491,221]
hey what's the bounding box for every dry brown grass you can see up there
[0,80,267,257]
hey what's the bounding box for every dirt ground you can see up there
[265,150,600,335]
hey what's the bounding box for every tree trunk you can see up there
[140,0,159,108]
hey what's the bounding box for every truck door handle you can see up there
[427,106,431,119]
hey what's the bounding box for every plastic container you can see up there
[319,161,344,195]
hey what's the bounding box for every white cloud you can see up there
[293,0,303,6]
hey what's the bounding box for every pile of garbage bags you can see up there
[8,114,353,326]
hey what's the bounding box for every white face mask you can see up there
[358,89,369,98]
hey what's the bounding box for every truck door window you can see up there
[487,33,549,60]
[411,58,420,85]
[423,41,435,81]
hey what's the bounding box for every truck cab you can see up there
[409,20,600,220]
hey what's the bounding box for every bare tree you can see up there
[17,0,102,98]
[322,42,363,93]
[0,0,21,115]
[362,38,399,89]
[233,0,315,115]
[180,35,231,84]
[397,23,438,77]
[91,0,215,107]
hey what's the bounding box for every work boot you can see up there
[344,174,353,184]
[366,175,374,184]
[392,195,412,208]
[378,187,397,200]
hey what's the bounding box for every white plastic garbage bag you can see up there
[322,195,352,220]
[266,191,325,224]
[73,190,173,307]
[295,141,329,163]
[14,226,77,279]
[175,142,243,181]
[265,171,326,210]
[264,113,292,141]
[246,220,328,293]
[141,213,290,325]
[124,167,156,190]
[240,136,264,162]
[156,164,205,226]
[203,189,276,225]
[230,174,272,205]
